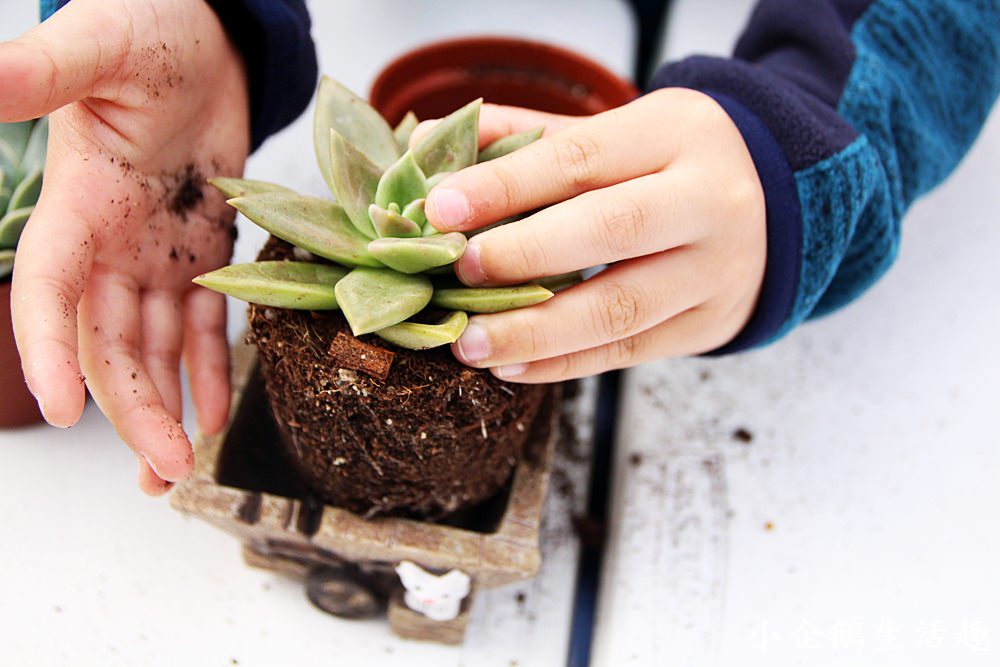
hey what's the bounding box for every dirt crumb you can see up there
[627,452,643,468]
[168,164,205,220]
[732,427,754,444]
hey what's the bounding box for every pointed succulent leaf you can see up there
[0,206,33,248]
[193,261,346,310]
[401,198,427,227]
[20,117,48,174]
[0,171,9,216]
[314,76,399,193]
[387,202,401,214]
[431,284,553,313]
[426,171,452,190]
[478,127,543,162]
[228,192,381,267]
[537,271,584,292]
[334,267,432,335]
[0,121,32,174]
[412,99,481,177]
[209,177,294,199]
[329,129,380,238]
[369,204,422,238]
[376,311,469,350]
[9,169,43,211]
[393,111,419,151]
[367,233,467,274]
[374,151,428,210]
[0,249,14,279]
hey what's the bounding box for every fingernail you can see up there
[430,188,469,229]
[456,322,490,363]
[494,363,527,380]
[142,454,185,483]
[456,240,486,285]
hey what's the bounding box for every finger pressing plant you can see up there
[0,118,47,280]
[194,77,551,349]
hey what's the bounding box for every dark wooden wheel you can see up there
[305,566,380,619]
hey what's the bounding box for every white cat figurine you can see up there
[395,560,471,622]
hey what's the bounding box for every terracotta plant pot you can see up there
[369,36,639,125]
[0,280,43,428]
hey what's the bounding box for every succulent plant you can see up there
[194,77,555,349]
[0,118,47,280]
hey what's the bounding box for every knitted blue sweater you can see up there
[39,0,1000,353]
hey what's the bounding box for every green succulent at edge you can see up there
[0,118,48,280]
[194,77,559,350]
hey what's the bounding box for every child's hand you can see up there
[1,0,250,493]
[423,90,767,381]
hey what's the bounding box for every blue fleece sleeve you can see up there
[40,0,317,152]
[650,0,1000,353]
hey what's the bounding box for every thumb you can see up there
[0,1,129,121]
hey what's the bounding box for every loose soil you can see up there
[248,237,550,519]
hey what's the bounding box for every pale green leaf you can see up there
[0,121,32,175]
[20,117,48,174]
[537,271,584,292]
[374,151,428,210]
[393,111,419,151]
[0,206,33,248]
[209,177,294,199]
[478,127,543,162]
[334,267,432,335]
[401,198,427,227]
[369,204,422,238]
[314,76,399,194]
[9,168,42,211]
[329,129,380,238]
[193,261,346,310]
[412,99,481,177]
[430,284,553,313]
[228,192,380,267]
[376,311,468,349]
[367,233,467,274]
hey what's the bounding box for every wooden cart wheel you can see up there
[305,566,380,619]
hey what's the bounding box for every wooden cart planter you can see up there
[170,338,561,645]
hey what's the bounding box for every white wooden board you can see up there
[593,2,1000,664]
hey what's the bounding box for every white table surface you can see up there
[0,2,628,666]
[593,2,1000,665]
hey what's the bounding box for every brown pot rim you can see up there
[369,35,639,123]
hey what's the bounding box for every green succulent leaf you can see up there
[369,204,422,238]
[0,171,9,216]
[478,127,544,162]
[537,271,584,292]
[0,248,14,280]
[401,198,427,227]
[20,117,48,174]
[367,232,467,274]
[0,121,32,174]
[431,284,553,313]
[376,311,469,350]
[426,171,452,190]
[334,267,433,335]
[393,111,419,151]
[314,76,400,193]
[228,192,381,267]
[193,261,346,310]
[412,99,481,177]
[0,206,33,248]
[329,129,380,239]
[9,168,42,211]
[374,150,428,210]
[209,177,294,199]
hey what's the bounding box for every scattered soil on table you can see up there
[731,427,754,444]
[248,237,551,519]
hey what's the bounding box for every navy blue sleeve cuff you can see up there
[204,0,318,152]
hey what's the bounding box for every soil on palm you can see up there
[248,237,551,519]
